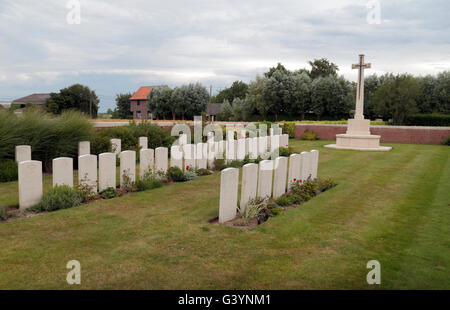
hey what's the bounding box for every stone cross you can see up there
[352,54,371,120]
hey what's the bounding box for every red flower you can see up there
[186,165,190,170]
[299,179,303,183]
[293,178,297,182]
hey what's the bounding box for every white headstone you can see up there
[155,147,168,173]
[249,137,258,159]
[257,160,273,199]
[300,151,310,182]
[258,136,267,156]
[78,141,90,156]
[19,160,42,210]
[287,154,301,188]
[239,130,246,139]
[78,154,97,194]
[183,144,196,170]
[207,132,214,144]
[140,148,155,176]
[196,143,207,170]
[139,137,148,150]
[219,168,239,223]
[273,157,288,199]
[52,157,73,188]
[15,145,31,163]
[270,135,280,153]
[240,163,258,214]
[310,150,319,180]
[281,134,289,148]
[179,134,188,146]
[170,146,183,170]
[99,153,116,191]
[237,138,246,161]
[270,128,274,136]
[120,151,136,187]
[207,142,215,169]
[111,139,121,155]
[217,140,225,160]
[226,139,236,162]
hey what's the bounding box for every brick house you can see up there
[130,86,156,120]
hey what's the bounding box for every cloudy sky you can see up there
[0,0,449,111]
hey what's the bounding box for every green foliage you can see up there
[301,130,318,140]
[196,168,212,176]
[278,147,292,157]
[213,158,227,171]
[171,83,209,120]
[0,205,9,221]
[100,187,119,199]
[211,80,248,103]
[0,160,18,183]
[442,136,450,146]
[121,168,135,193]
[267,205,282,217]
[45,84,99,118]
[76,175,98,203]
[114,93,133,119]
[184,169,197,181]
[33,185,81,212]
[275,195,293,206]
[282,122,296,138]
[405,114,450,127]
[136,169,163,191]
[242,197,268,219]
[289,180,319,202]
[0,110,93,171]
[148,86,174,120]
[308,58,339,79]
[216,100,233,121]
[373,74,422,125]
[167,166,187,182]
[317,178,337,192]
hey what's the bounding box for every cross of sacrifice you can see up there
[352,54,371,120]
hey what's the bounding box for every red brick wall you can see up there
[130,100,149,119]
[295,124,450,145]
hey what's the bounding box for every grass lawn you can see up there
[0,140,449,289]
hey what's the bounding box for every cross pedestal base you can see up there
[324,118,392,151]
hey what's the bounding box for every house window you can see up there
[136,111,141,119]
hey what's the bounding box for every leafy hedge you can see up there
[0,160,18,183]
[405,114,450,127]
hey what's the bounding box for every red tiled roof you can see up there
[130,86,155,100]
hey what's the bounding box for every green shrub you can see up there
[33,185,81,212]
[0,160,18,182]
[228,160,243,168]
[289,180,319,202]
[0,205,8,221]
[277,147,292,157]
[405,114,450,127]
[442,136,450,146]
[301,129,319,141]
[76,174,99,202]
[184,169,197,181]
[167,166,186,182]
[100,187,119,199]
[282,122,296,138]
[268,205,282,217]
[213,158,227,171]
[317,178,337,192]
[136,169,163,191]
[196,168,212,176]
[289,194,303,204]
[275,195,293,206]
[0,110,93,171]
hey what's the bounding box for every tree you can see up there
[290,72,312,119]
[416,75,438,114]
[45,84,99,118]
[217,100,233,121]
[434,71,450,114]
[308,58,339,79]
[211,81,249,103]
[148,86,174,120]
[264,63,291,78]
[171,83,209,120]
[265,69,294,120]
[114,93,133,119]
[373,74,421,125]
[247,75,270,119]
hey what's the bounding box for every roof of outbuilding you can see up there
[207,103,222,116]
[130,86,155,100]
[12,93,51,105]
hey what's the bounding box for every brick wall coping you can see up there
[295,123,450,130]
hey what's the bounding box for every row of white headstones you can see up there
[218,150,319,224]
[14,132,290,211]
